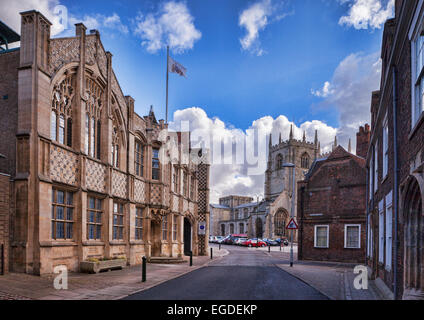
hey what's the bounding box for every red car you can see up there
[242,239,267,247]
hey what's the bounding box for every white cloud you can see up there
[0,0,65,36]
[311,81,335,98]
[239,0,292,56]
[134,1,201,54]
[339,0,395,30]
[0,0,129,40]
[169,107,337,203]
[312,51,381,151]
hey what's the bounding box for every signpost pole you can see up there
[290,165,296,267]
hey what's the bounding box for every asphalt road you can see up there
[124,245,328,300]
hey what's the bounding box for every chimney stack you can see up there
[356,124,371,158]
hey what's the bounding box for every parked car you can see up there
[234,238,248,246]
[275,238,289,246]
[242,239,267,247]
[223,234,248,245]
[220,235,231,244]
[263,238,279,246]
[215,236,225,243]
[209,236,216,243]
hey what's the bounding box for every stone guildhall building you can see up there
[0,11,210,275]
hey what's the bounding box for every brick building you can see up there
[366,0,424,300]
[0,172,11,275]
[0,11,210,275]
[297,127,369,263]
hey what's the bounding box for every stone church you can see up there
[0,11,210,275]
[210,126,328,240]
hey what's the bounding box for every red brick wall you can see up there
[0,50,19,176]
[298,150,367,263]
[0,174,10,274]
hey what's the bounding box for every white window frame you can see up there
[378,200,385,264]
[383,115,389,179]
[314,225,329,249]
[385,192,393,271]
[410,1,424,128]
[344,224,361,249]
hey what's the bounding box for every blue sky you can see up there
[52,0,385,129]
[1,0,394,201]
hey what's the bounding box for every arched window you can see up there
[112,127,120,168]
[239,223,244,234]
[135,139,144,177]
[244,208,249,219]
[276,154,284,170]
[230,224,235,234]
[274,210,288,237]
[84,78,103,159]
[221,224,226,236]
[301,153,310,169]
[51,73,75,147]
[152,147,160,180]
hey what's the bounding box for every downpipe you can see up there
[392,66,399,300]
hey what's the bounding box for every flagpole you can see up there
[166,45,169,124]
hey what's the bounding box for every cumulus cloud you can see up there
[312,51,381,151]
[338,0,395,30]
[239,0,292,56]
[169,107,337,203]
[0,0,65,36]
[0,0,129,40]
[134,1,201,54]
[311,81,335,98]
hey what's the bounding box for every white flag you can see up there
[168,56,187,78]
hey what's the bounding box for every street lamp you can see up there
[282,163,296,268]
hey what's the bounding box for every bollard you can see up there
[142,256,146,282]
[268,245,271,253]
[190,251,193,267]
[219,243,221,250]
[280,243,282,252]
[210,247,213,260]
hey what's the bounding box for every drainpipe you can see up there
[392,66,399,300]
[365,168,369,267]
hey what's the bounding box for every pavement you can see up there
[0,244,386,300]
[0,248,228,300]
[277,260,384,300]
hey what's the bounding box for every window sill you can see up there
[344,247,361,250]
[110,240,126,245]
[314,246,329,249]
[40,241,78,247]
[130,240,145,245]
[409,112,424,141]
[82,241,105,246]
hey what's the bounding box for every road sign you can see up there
[198,222,206,235]
[286,218,299,230]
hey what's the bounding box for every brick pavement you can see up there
[277,261,385,300]
[0,249,229,300]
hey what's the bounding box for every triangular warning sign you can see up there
[286,218,299,230]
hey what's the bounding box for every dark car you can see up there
[276,238,289,246]
[263,238,279,246]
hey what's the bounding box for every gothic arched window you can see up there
[301,153,310,169]
[276,154,284,170]
[274,210,288,237]
[84,78,103,159]
[51,73,75,147]
[112,127,120,169]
